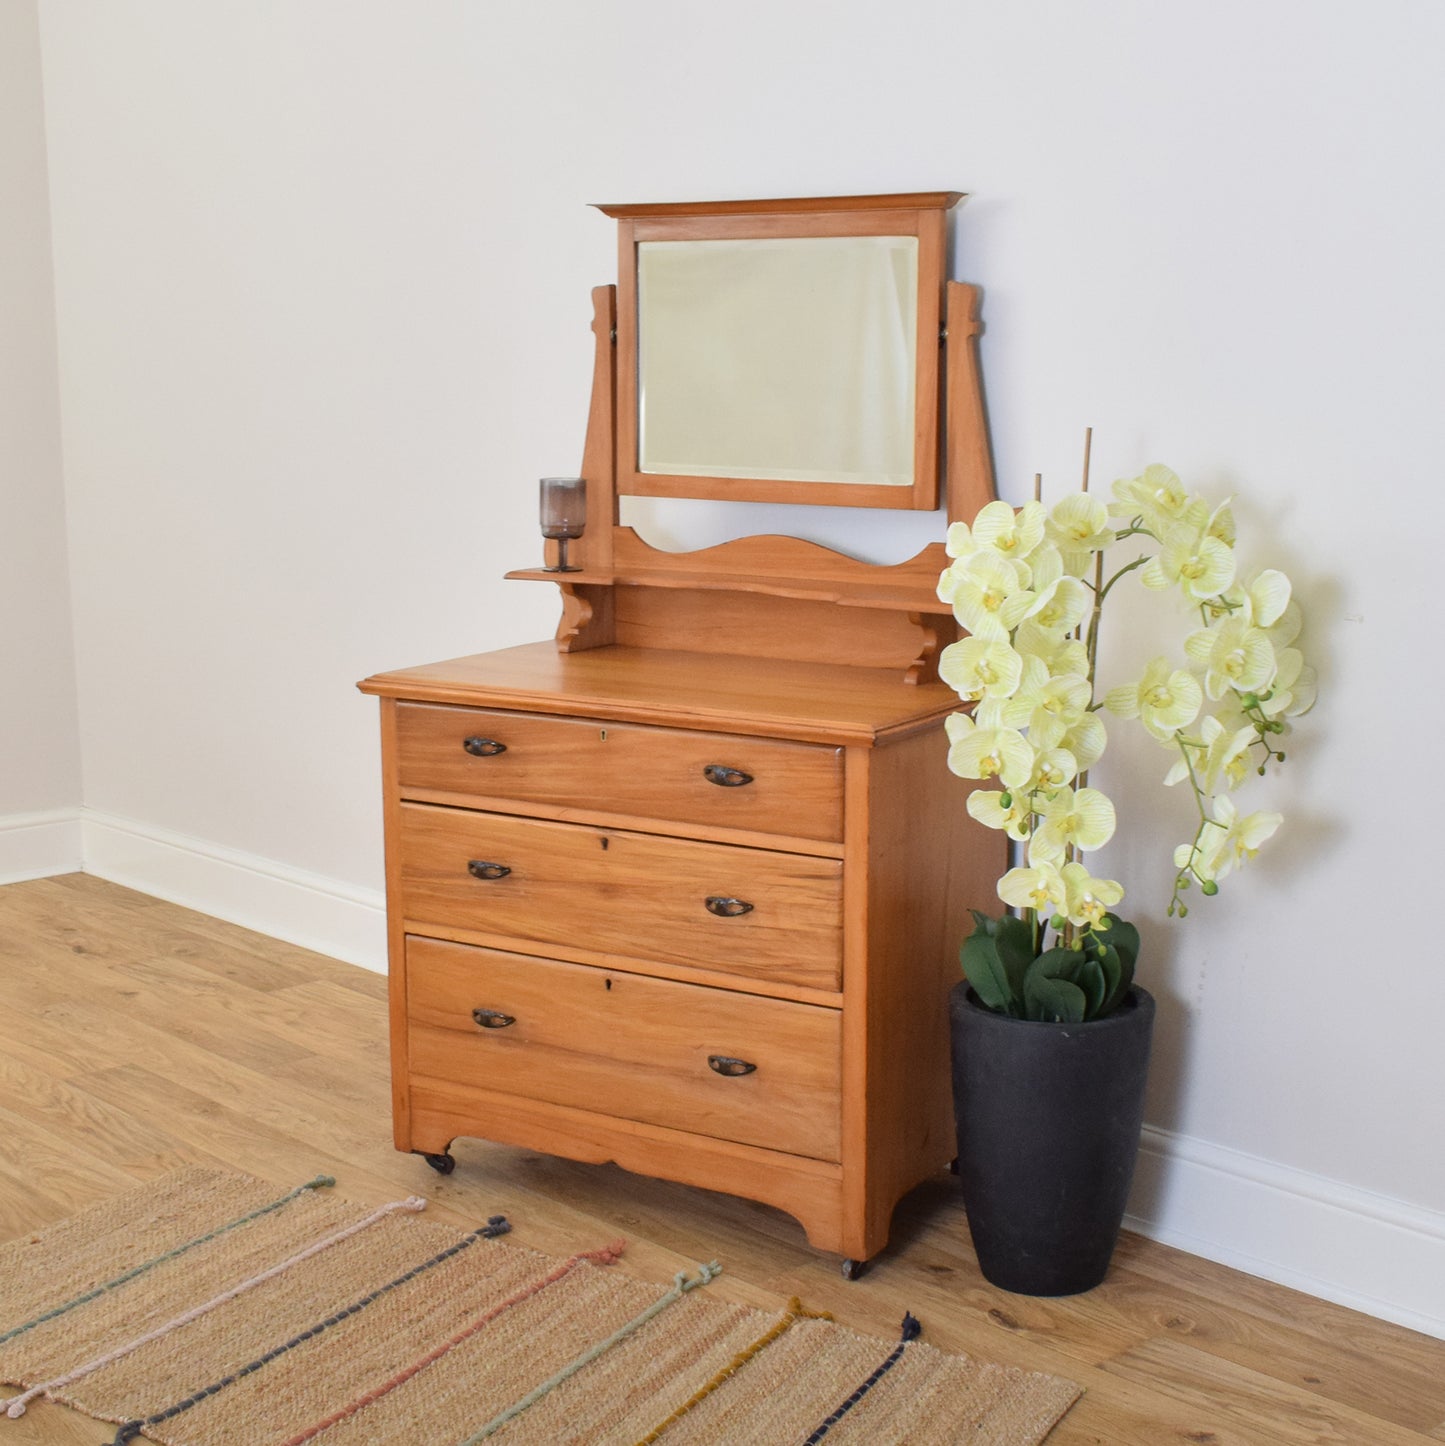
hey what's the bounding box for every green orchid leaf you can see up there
[1027,946,1085,985]
[1078,956,1108,1019]
[994,913,1035,998]
[960,930,1017,1016]
[1093,942,1124,1015]
[970,909,1002,939]
[1024,973,1086,1023]
[1093,916,1140,972]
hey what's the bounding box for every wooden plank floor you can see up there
[1,872,1442,1444]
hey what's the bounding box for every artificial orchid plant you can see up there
[938,461,1315,1023]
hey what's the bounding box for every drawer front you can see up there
[397,802,842,992]
[394,702,843,843]
[406,937,842,1161]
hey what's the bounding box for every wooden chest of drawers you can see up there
[361,641,1001,1270]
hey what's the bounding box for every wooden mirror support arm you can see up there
[945,280,996,529]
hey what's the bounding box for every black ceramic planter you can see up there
[949,982,1155,1296]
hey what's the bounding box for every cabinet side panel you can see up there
[854,721,1006,1253]
[378,697,414,1151]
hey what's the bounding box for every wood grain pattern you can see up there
[396,801,844,991]
[361,642,960,744]
[508,529,963,683]
[394,699,845,842]
[405,936,842,1159]
[370,639,997,1266]
[2,875,1443,1445]
[945,280,997,526]
[849,727,1005,1254]
[403,1075,848,1257]
[610,581,945,677]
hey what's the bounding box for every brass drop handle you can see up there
[705,895,754,918]
[463,737,507,756]
[703,764,754,788]
[472,1007,516,1030]
[467,860,512,881]
[708,1054,757,1077]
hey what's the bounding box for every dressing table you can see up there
[358,193,1005,1274]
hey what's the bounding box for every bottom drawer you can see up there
[405,936,842,1162]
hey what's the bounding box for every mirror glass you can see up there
[636,235,918,488]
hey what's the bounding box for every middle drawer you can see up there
[397,802,843,992]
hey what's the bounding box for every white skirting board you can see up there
[77,808,387,972]
[1126,1126,1445,1341]
[0,808,83,882]
[2,806,1441,1341]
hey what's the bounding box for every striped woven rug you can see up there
[0,1167,1080,1444]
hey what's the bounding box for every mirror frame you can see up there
[597,193,961,511]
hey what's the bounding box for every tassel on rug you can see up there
[801,1312,924,1444]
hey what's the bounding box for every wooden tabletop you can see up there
[358,642,961,746]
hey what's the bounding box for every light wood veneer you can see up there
[361,644,1004,1266]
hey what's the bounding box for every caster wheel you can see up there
[840,1257,869,1281]
[422,1152,455,1175]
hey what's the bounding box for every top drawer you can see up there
[394,702,843,843]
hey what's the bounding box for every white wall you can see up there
[26,0,1445,1333]
[0,0,81,878]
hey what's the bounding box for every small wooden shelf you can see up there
[510,529,957,679]
[505,565,954,615]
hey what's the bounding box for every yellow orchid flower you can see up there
[1264,596,1303,649]
[1030,748,1080,794]
[1203,498,1237,548]
[1190,796,1283,881]
[939,636,1024,703]
[1108,463,1195,534]
[944,712,1034,789]
[1237,568,1292,628]
[1024,573,1090,634]
[1105,657,1203,740]
[1185,617,1277,701]
[1029,786,1117,862]
[965,498,1047,563]
[1060,713,1108,771]
[938,552,1036,640]
[972,652,1045,730]
[998,861,1068,915]
[1002,669,1092,752]
[1141,521,1236,601]
[945,500,1040,561]
[968,786,1034,840]
[1165,715,1256,791]
[1046,494,1115,576]
[1060,861,1125,928]
[1013,620,1089,676]
[1258,647,1317,719]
